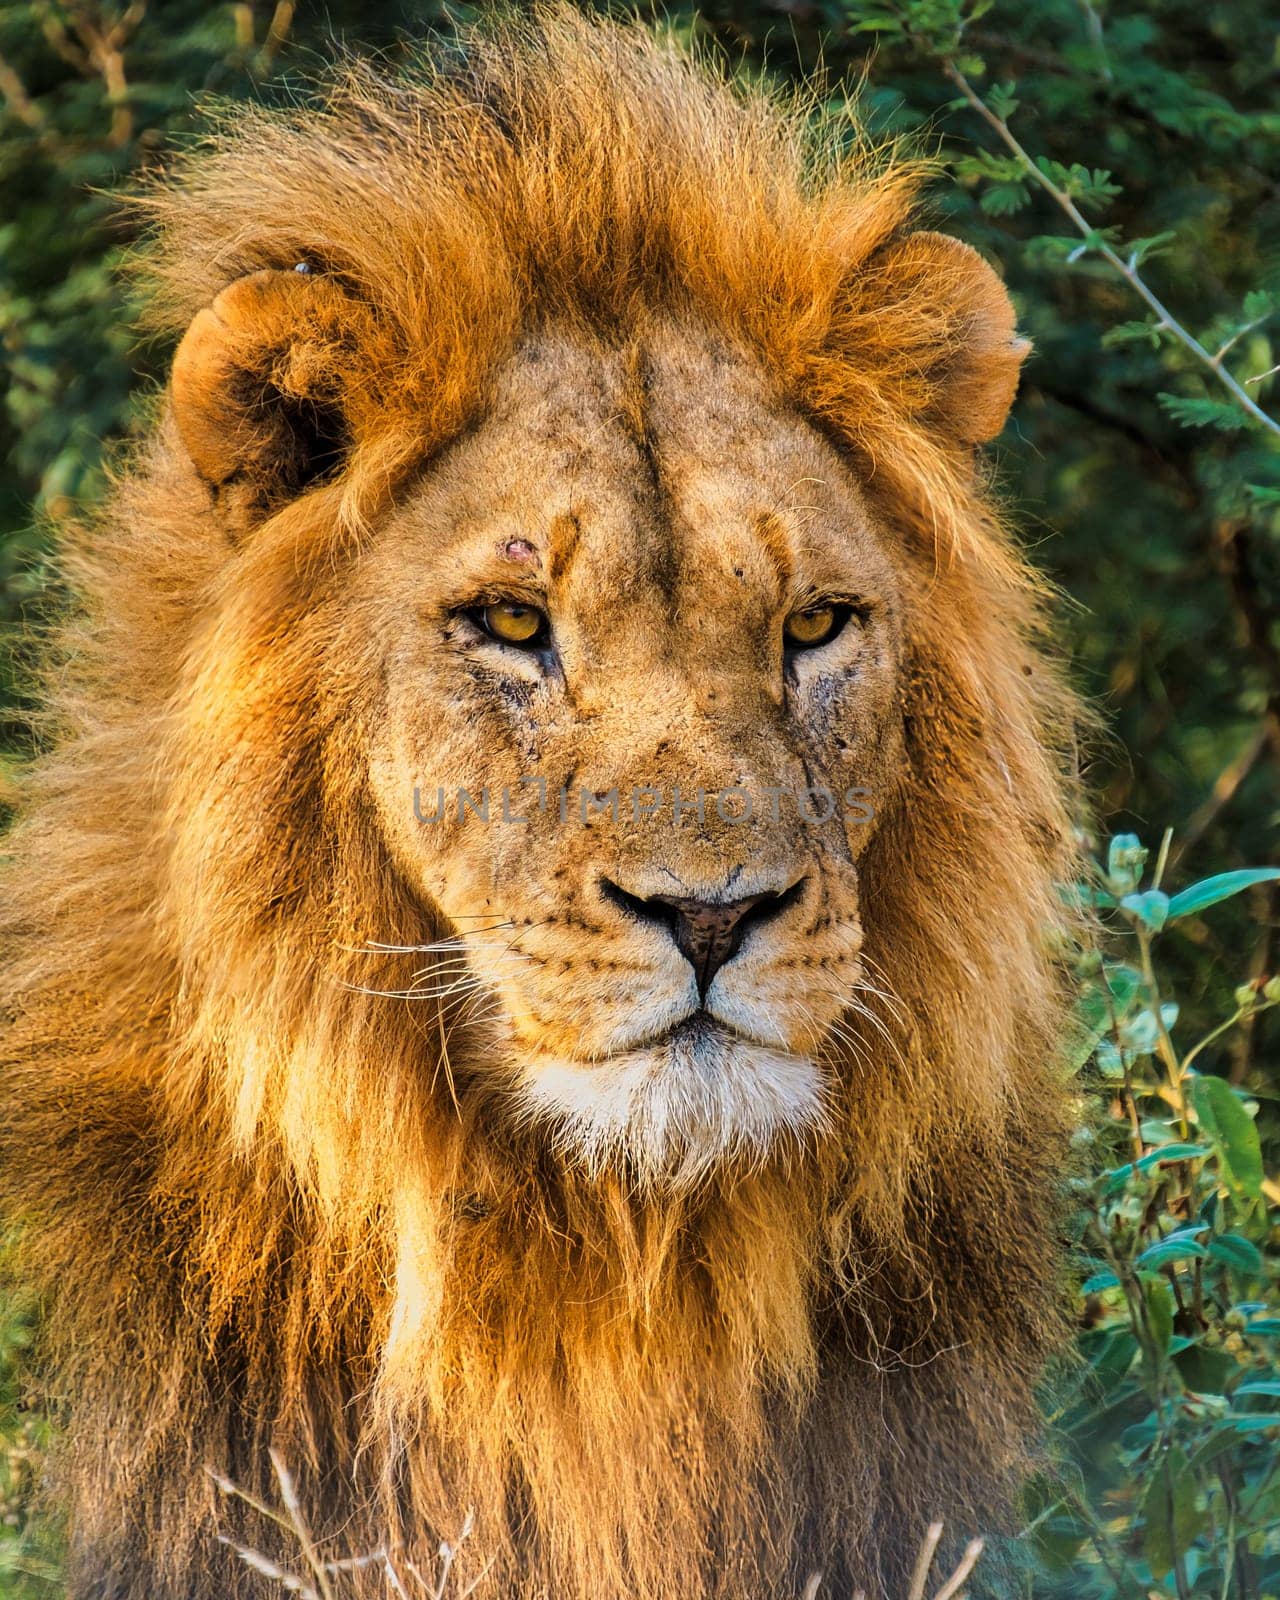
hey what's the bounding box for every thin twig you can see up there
[207,1466,301,1539]
[932,1536,985,1600]
[258,0,296,72]
[908,1522,945,1600]
[34,1,145,145]
[217,1535,319,1598]
[0,49,44,126]
[1075,0,1112,81]
[1171,723,1269,869]
[1212,520,1280,761]
[269,1450,336,1600]
[942,60,1280,437]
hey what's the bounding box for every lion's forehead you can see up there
[391,319,897,633]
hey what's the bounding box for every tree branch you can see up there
[942,60,1280,438]
[0,49,45,127]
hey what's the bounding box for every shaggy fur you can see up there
[1,11,1082,1599]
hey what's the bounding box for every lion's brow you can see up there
[754,510,793,600]
[546,510,582,586]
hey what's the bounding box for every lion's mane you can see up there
[1,11,1082,1599]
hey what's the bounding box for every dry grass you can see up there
[212,1457,982,1600]
[802,1521,985,1600]
[209,1454,488,1600]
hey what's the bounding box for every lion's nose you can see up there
[601,878,804,999]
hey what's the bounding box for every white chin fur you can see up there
[516,1027,827,1191]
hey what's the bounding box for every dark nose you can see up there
[602,878,804,999]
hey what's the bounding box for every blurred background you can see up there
[0,3,1277,1597]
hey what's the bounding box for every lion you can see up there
[0,11,1083,1599]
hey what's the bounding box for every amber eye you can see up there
[477,600,549,648]
[783,604,847,651]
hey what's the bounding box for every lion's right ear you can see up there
[170,269,371,509]
[868,232,1031,445]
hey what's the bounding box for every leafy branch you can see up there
[1058,835,1280,1595]
[939,60,1280,439]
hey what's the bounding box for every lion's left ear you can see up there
[170,268,374,510]
[876,232,1030,444]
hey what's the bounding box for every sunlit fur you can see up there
[0,11,1083,1599]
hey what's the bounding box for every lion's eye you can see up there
[477,600,549,648]
[783,604,848,651]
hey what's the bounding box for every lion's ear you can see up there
[876,232,1030,444]
[170,268,368,505]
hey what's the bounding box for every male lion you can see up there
[0,11,1082,1599]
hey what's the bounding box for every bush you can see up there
[1038,839,1280,1597]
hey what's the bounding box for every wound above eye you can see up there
[501,538,539,564]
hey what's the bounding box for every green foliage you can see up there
[0,0,462,742]
[1034,838,1280,1598]
[0,1273,55,1597]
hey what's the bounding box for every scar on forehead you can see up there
[499,537,539,564]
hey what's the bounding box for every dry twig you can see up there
[804,1520,985,1600]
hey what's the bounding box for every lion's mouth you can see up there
[628,1007,774,1058]
[646,1011,755,1049]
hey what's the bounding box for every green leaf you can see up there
[1167,868,1280,919]
[1120,1416,1158,1454]
[1035,158,1121,210]
[1137,1233,1209,1271]
[1175,1344,1237,1395]
[1143,1446,1204,1578]
[1120,1000,1178,1055]
[1120,890,1169,931]
[1187,1416,1280,1476]
[1233,1380,1280,1400]
[1102,964,1142,1019]
[1028,1512,1089,1574]
[1207,1233,1264,1274]
[1210,1411,1280,1431]
[1069,964,1142,1072]
[1103,1145,1209,1194]
[1059,881,1116,911]
[1137,1144,1209,1167]
[1127,231,1178,266]
[978,182,1031,216]
[1157,393,1249,431]
[1146,1278,1175,1355]
[1101,318,1167,349]
[1192,1075,1264,1200]
[1084,1327,1139,1382]
[1107,834,1146,893]
[1094,1037,1128,1079]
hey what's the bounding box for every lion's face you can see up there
[166,177,1032,1195]
[352,320,905,1183]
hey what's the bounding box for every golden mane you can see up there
[1,10,1082,1598]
